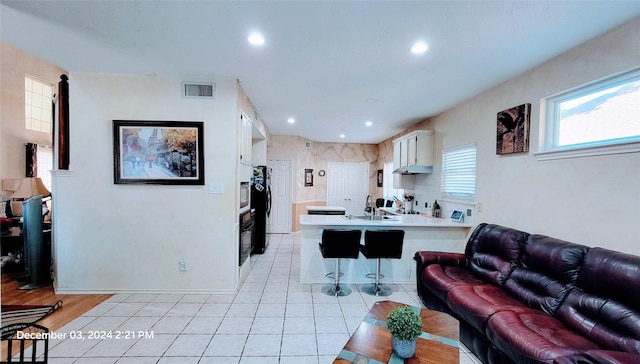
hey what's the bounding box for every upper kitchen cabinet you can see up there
[393,130,434,174]
[240,113,252,165]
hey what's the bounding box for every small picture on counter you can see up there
[377,169,383,187]
[305,169,313,187]
[497,103,531,155]
[450,210,464,222]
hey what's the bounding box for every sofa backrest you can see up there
[556,247,640,354]
[464,223,528,286]
[503,234,589,316]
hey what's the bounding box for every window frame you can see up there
[441,143,477,201]
[24,74,54,133]
[537,67,640,160]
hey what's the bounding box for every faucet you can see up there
[365,195,376,220]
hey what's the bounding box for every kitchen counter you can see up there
[306,206,347,215]
[299,214,473,284]
[300,213,472,228]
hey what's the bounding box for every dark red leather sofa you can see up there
[414,223,640,364]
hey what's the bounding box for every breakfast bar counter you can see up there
[299,214,472,284]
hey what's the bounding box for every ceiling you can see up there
[2,1,639,144]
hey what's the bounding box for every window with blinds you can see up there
[441,144,477,200]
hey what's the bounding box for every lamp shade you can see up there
[9,177,50,199]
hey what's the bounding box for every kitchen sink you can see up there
[342,215,399,221]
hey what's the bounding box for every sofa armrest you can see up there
[414,251,468,270]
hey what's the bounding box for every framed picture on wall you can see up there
[377,169,383,187]
[496,103,531,154]
[305,169,313,187]
[113,120,205,185]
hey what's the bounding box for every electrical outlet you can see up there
[467,209,472,216]
[179,260,187,272]
[424,202,428,208]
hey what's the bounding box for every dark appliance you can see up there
[239,209,254,266]
[239,181,250,210]
[251,165,271,254]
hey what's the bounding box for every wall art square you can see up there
[113,120,204,185]
[496,103,531,154]
[305,169,313,187]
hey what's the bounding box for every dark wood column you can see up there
[56,74,69,170]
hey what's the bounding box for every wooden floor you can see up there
[1,271,112,356]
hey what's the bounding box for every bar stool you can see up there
[318,229,362,296]
[360,230,405,296]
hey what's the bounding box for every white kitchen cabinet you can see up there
[392,130,434,189]
[393,130,434,169]
[240,113,252,165]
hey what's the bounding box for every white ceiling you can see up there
[2,1,639,144]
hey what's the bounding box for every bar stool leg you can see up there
[362,258,392,296]
[321,258,352,296]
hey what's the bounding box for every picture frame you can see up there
[304,169,313,187]
[496,103,531,154]
[113,120,204,185]
[377,169,383,187]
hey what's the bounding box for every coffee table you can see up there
[333,300,459,364]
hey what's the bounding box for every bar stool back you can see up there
[318,229,362,296]
[360,230,405,296]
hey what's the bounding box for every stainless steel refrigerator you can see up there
[251,165,271,254]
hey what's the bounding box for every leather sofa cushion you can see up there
[465,224,528,286]
[503,235,589,315]
[447,285,536,333]
[486,310,600,364]
[422,263,486,301]
[556,247,640,354]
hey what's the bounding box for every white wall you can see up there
[54,73,240,293]
[414,18,640,255]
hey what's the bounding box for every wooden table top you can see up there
[333,300,459,364]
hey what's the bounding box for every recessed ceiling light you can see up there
[287,118,295,124]
[248,32,265,46]
[410,41,428,54]
[366,98,377,103]
[365,121,373,127]
[339,134,346,139]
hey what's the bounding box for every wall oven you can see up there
[240,182,250,212]
[239,209,254,267]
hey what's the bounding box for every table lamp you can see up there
[9,177,50,199]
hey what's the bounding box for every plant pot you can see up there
[392,336,416,358]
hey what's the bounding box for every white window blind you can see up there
[441,144,477,200]
[37,145,53,191]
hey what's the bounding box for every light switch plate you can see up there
[208,183,223,194]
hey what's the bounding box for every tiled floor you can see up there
[46,233,482,363]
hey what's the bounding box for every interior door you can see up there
[267,159,291,233]
[327,162,369,216]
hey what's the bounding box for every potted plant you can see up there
[386,305,423,358]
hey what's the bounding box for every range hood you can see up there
[393,165,433,175]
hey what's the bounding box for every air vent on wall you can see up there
[182,82,215,98]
